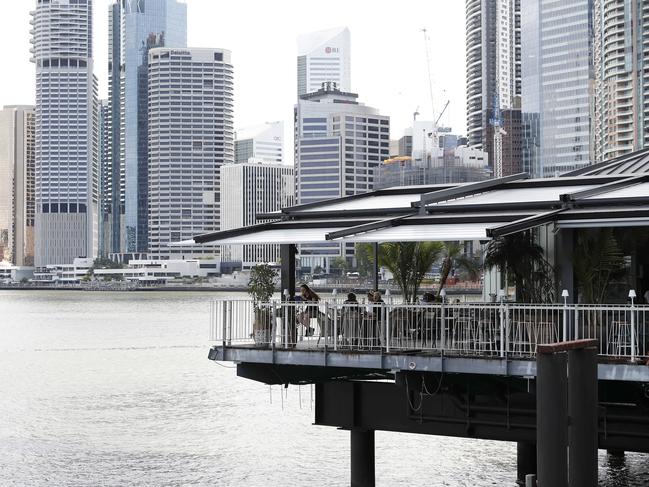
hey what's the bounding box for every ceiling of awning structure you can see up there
[185,152,649,247]
[426,185,598,208]
[333,222,506,243]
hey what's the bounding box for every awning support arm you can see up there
[486,209,566,238]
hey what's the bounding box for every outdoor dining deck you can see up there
[210,299,649,362]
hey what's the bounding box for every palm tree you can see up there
[437,241,480,297]
[573,228,626,303]
[484,231,555,303]
[379,241,443,303]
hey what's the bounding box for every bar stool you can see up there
[608,321,632,357]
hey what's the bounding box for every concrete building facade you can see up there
[221,161,294,267]
[30,0,99,266]
[0,106,35,266]
[235,122,283,164]
[295,83,389,261]
[297,27,351,96]
[147,47,234,259]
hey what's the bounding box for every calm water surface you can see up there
[1,290,648,486]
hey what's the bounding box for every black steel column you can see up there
[351,428,375,487]
[280,244,296,299]
[373,242,379,292]
[557,228,576,303]
[516,442,536,486]
[537,352,568,487]
[568,347,598,486]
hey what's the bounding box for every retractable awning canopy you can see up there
[183,154,649,247]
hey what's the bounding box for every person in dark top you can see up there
[344,292,358,305]
[298,283,320,336]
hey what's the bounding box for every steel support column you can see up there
[568,348,598,486]
[351,428,375,487]
[373,242,379,292]
[516,442,536,486]
[280,244,296,299]
[537,352,568,487]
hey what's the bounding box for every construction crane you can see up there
[489,93,507,178]
[421,28,435,121]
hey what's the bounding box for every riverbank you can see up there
[0,284,482,295]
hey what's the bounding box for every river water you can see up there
[1,290,648,486]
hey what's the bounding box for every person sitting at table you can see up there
[345,292,359,305]
[298,283,320,336]
[419,292,437,347]
[342,292,362,345]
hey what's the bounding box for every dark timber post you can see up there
[373,242,379,292]
[536,351,568,487]
[516,442,536,486]
[351,428,375,487]
[280,244,296,299]
[568,346,598,486]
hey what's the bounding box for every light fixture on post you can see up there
[440,288,447,303]
[629,290,637,361]
[498,288,506,303]
[561,290,569,341]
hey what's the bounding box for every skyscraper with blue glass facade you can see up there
[108,0,187,255]
[521,0,594,177]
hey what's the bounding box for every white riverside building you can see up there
[147,47,234,260]
[30,0,99,266]
[220,161,294,268]
[295,83,389,265]
[235,122,283,164]
[297,27,351,96]
[0,106,35,267]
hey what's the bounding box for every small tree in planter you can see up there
[248,264,278,346]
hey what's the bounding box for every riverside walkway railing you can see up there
[209,300,649,361]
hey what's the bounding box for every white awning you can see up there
[332,222,505,242]
[208,227,343,245]
[428,185,597,207]
[558,217,649,229]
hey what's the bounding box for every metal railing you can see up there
[209,299,649,361]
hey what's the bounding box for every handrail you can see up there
[209,300,648,361]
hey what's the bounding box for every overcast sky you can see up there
[0,0,466,151]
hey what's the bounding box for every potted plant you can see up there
[247,264,278,346]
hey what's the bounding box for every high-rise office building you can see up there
[98,99,110,257]
[295,83,389,261]
[221,161,294,267]
[147,48,234,259]
[297,27,351,96]
[522,0,594,177]
[108,0,187,255]
[466,0,522,177]
[594,0,649,161]
[30,0,99,266]
[235,122,283,164]
[0,106,35,266]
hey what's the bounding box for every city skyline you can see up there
[0,0,467,159]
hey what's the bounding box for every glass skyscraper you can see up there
[108,0,187,255]
[523,0,594,177]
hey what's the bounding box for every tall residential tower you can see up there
[30,0,98,266]
[594,0,649,161]
[466,0,522,177]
